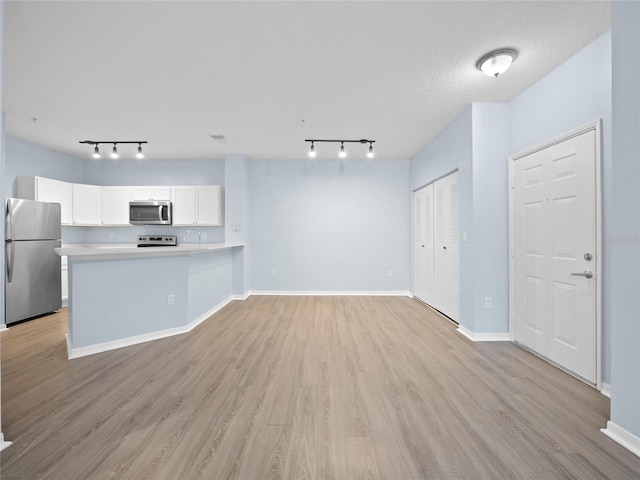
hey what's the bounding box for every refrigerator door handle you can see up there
[6,240,14,283]
[6,202,15,282]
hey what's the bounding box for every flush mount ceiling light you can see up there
[80,140,148,160]
[476,48,518,77]
[305,138,375,159]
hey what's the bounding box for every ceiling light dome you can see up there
[476,48,518,77]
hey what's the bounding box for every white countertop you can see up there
[55,242,244,260]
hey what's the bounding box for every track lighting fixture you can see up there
[304,138,376,159]
[80,140,148,160]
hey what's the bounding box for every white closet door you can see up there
[413,171,459,322]
[413,184,434,303]
[433,171,459,320]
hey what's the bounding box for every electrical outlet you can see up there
[167,294,175,305]
[387,270,393,278]
[485,297,492,308]
[232,222,240,232]
[270,269,276,277]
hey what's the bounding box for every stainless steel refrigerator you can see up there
[5,198,62,325]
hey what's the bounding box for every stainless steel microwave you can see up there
[129,201,172,225]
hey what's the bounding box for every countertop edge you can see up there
[55,243,245,259]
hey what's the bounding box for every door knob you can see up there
[571,270,593,279]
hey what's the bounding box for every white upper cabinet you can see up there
[72,184,102,225]
[172,186,197,225]
[197,186,223,226]
[172,186,223,226]
[101,186,132,226]
[15,176,223,228]
[17,176,73,225]
[130,186,171,201]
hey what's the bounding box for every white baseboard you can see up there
[457,325,510,342]
[0,433,12,451]
[600,382,611,398]
[231,292,251,301]
[601,421,640,458]
[249,290,412,297]
[67,296,235,359]
[0,323,8,332]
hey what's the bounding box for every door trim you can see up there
[508,119,603,389]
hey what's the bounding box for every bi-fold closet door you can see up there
[413,171,459,321]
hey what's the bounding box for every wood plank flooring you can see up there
[1,296,640,479]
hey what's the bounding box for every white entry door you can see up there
[511,128,599,384]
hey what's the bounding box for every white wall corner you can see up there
[600,382,611,398]
[457,325,510,342]
[601,421,640,458]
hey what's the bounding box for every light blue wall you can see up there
[471,103,510,333]
[249,159,411,292]
[84,157,224,186]
[508,32,612,382]
[4,136,87,195]
[509,32,612,155]
[410,107,474,329]
[610,1,640,439]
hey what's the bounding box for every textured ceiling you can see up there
[3,1,611,161]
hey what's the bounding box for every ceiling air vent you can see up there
[209,134,228,144]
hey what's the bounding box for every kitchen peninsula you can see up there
[56,243,244,359]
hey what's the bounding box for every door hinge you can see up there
[511,245,515,257]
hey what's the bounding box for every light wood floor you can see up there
[1,296,640,479]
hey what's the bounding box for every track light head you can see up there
[367,142,374,159]
[136,143,144,159]
[110,143,119,159]
[339,142,346,158]
[92,145,101,159]
[308,142,316,158]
